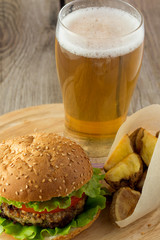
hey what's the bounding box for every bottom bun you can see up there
[0,210,101,240]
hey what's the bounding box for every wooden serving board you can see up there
[0,103,160,240]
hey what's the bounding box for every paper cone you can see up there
[105,104,160,227]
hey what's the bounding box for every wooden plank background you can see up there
[0,0,159,116]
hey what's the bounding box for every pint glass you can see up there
[55,0,144,158]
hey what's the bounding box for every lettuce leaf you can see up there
[0,168,105,212]
[0,195,106,240]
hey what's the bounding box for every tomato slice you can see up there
[20,193,85,214]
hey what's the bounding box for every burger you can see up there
[0,133,106,240]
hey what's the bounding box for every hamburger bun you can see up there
[0,133,93,202]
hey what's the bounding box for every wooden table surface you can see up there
[0,0,159,116]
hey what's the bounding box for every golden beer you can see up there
[55,2,144,157]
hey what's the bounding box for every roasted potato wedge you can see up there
[140,130,157,166]
[104,135,133,171]
[110,187,140,222]
[105,153,143,189]
[129,128,144,153]
[136,170,147,192]
[130,128,157,166]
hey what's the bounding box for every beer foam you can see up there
[57,7,144,58]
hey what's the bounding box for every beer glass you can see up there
[55,0,144,158]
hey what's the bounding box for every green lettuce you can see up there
[0,168,107,212]
[0,168,108,240]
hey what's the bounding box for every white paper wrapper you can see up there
[105,104,160,227]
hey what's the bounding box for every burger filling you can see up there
[0,194,86,228]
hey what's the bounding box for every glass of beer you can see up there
[55,0,144,159]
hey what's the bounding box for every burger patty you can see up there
[0,196,86,228]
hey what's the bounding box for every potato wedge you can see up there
[104,135,133,171]
[136,170,147,192]
[130,128,157,166]
[140,130,157,166]
[129,128,144,153]
[110,187,140,221]
[105,153,143,189]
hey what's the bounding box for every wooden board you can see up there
[0,103,160,240]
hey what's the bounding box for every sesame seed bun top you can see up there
[0,133,93,202]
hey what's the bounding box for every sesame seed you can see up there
[72,182,75,185]
[20,189,23,192]
[24,175,28,179]
[65,188,68,192]
[26,185,29,189]
[1,177,4,181]
[68,163,72,166]
[35,185,38,188]
[49,179,52,182]
[40,189,42,193]
[2,188,6,192]
[23,153,27,156]
[42,179,46,183]
[59,186,62,190]
[5,183,9,186]
[15,191,19,195]
[63,180,65,183]
[9,163,15,168]
[39,195,42,199]
[62,153,65,156]
[54,178,57,181]
[45,146,49,150]
[40,153,43,157]
[55,165,59,169]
